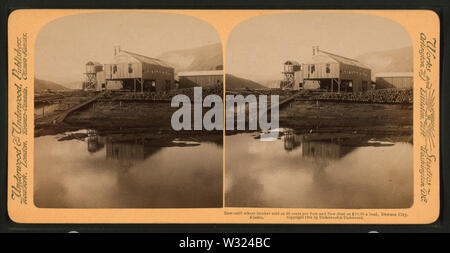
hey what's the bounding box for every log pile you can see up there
[315,88,413,104]
[169,86,224,100]
[107,86,224,101]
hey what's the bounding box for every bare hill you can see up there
[356,46,413,76]
[225,74,267,90]
[63,81,83,90]
[158,43,223,73]
[35,78,70,92]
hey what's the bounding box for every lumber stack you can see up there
[315,88,413,104]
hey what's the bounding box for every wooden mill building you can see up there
[177,70,223,89]
[102,46,175,92]
[375,72,413,89]
[281,46,372,93]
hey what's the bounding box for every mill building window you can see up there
[326,64,330,73]
[128,64,133,73]
[113,65,117,74]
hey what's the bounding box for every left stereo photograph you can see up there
[32,12,224,208]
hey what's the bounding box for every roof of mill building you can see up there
[119,50,174,69]
[308,50,371,70]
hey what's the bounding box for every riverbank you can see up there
[34,100,223,138]
[278,100,412,135]
[35,87,412,138]
[35,99,412,137]
[34,87,224,137]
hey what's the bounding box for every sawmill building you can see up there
[177,70,223,88]
[281,46,372,93]
[102,46,175,92]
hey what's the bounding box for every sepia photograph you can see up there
[6,7,441,225]
[33,12,223,208]
[225,12,414,208]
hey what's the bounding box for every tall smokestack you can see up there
[114,45,121,56]
[312,46,320,56]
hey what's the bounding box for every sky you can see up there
[35,12,221,85]
[226,12,413,83]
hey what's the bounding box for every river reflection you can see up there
[34,130,222,208]
[225,130,413,208]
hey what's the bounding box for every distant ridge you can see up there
[225,74,267,90]
[158,43,223,73]
[35,78,70,92]
[63,81,83,90]
[356,46,413,78]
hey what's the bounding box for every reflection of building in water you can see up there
[283,132,356,160]
[283,132,357,176]
[87,135,105,153]
[283,133,302,151]
[86,130,162,161]
[302,140,355,162]
[106,141,162,161]
[105,140,164,170]
[87,130,106,153]
[301,139,356,182]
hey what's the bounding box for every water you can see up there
[34,128,413,209]
[225,130,413,209]
[34,130,222,208]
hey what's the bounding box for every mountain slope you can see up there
[35,78,70,92]
[158,43,223,73]
[225,74,267,90]
[259,79,282,89]
[356,46,413,75]
[63,81,83,90]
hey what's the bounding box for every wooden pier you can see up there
[277,91,304,109]
[36,94,102,126]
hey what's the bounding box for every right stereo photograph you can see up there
[225,12,414,209]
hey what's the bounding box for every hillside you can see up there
[158,43,223,73]
[63,81,83,90]
[35,78,70,92]
[260,79,282,89]
[356,46,413,76]
[225,74,267,90]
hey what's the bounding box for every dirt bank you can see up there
[278,100,412,135]
[35,94,412,138]
[35,100,223,138]
[66,102,176,129]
